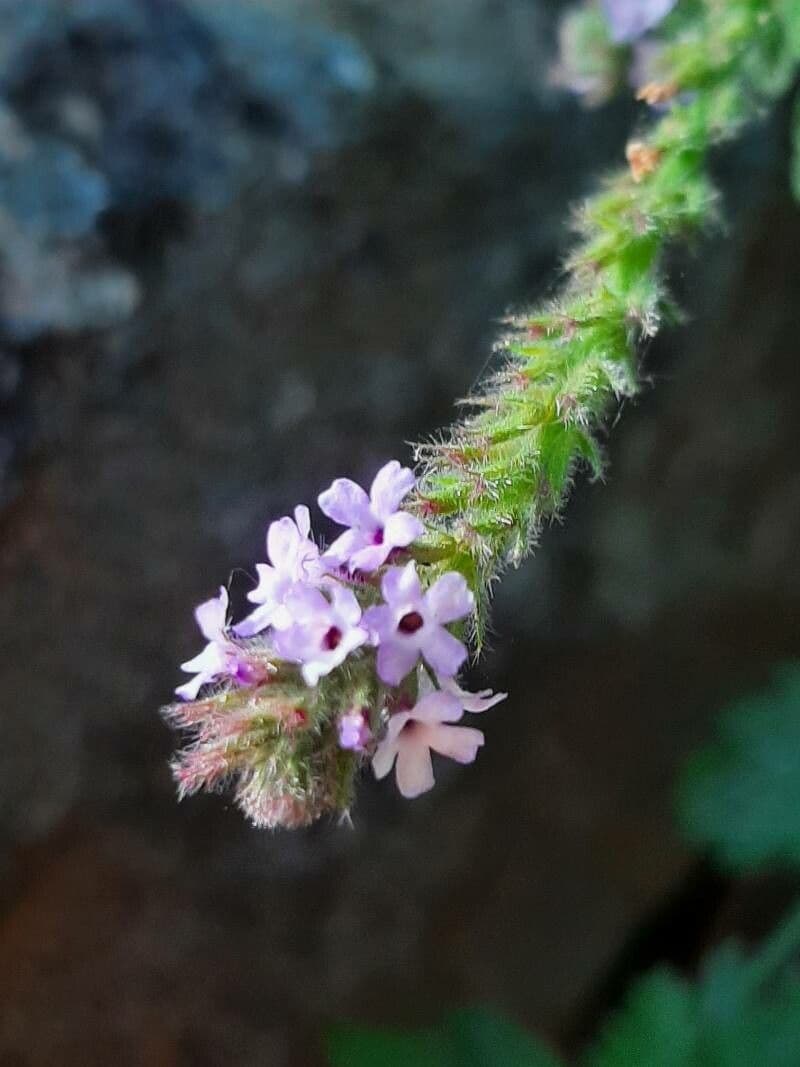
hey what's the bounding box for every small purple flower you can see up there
[176,587,240,700]
[318,460,424,573]
[275,581,369,686]
[600,0,677,44]
[363,562,474,686]
[338,708,373,752]
[235,505,323,637]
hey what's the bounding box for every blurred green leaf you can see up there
[585,970,698,1067]
[775,1,800,61]
[328,1024,452,1067]
[328,1007,563,1067]
[677,665,800,871]
[585,939,800,1067]
[448,1008,563,1067]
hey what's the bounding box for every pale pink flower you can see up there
[274,581,369,686]
[235,505,323,637]
[363,561,474,686]
[319,460,424,573]
[372,689,484,798]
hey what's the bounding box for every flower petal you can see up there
[272,624,306,663]
[411,690,463,724]
[383,511,424,550]
[175,675,205,701]
[349,542,392,573]
[233,602,274,637]
[424,723,484,764]
[246,563,281,604]
[346,625,369,653]
[329,584,363,627]
[267,515,301,570]
[423,626,467,678]
[322,527,371,567]
[395,740,435,798]
[318,478,373,528]
[376,641,419,686]
[301,660,325,686]
[426,572,474,624]
[180,642,226,676]
[369,460,415,519]
[372,736,400,780]
[194,587,228,642]
[282,583,330,622]
[439,676,508,713]
[381,561,422,606]
[362,604,394,643]
[294,504,311,539]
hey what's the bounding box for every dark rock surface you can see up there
[0,1,799,1064]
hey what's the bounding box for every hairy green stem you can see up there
[410,0,799,644]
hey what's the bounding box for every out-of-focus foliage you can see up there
[775,0,800,60]
[678,665,800,872]
[328,923,800,1066]
[587,940,800,1066]
[328,1007,563,1067]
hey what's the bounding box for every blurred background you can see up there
[0,0,799,1063]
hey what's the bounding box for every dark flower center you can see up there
[373,527,384,545]
[323,626,342,650]
[397,611,424,635]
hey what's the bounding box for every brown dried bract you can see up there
[636,80,678,106]
[626,141,662,183]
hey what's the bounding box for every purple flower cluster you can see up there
[173,460,506,803]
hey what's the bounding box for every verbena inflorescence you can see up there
[164,462,505,829]
[163,0,800,828]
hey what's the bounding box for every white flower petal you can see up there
[322,527,370,567]
[267,515,302,570]
[180,641,226,676]
[423,626,467,679]
[349,542,392,573]
[410,690,463,724]
[395,740,435,798]
[318,478,373,528]
[194,587,228,642]
[329,584,363,627]
[424,723,484,765]
[439,676,508,713]
[369,460,415,519]
[383,510,424,549]
[381,561,422,606]
[372,737,400,780]
[426,572,474,625]
[294,504,311,538]
[376,641,418,686]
